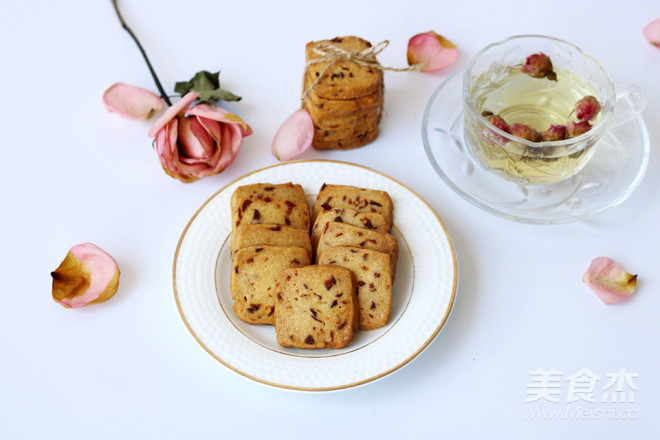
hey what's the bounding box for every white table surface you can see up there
[2,0,659,438]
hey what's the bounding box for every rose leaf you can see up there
[174,70,241,102]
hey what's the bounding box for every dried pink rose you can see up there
[575,96,602,121]
[583,257,637,305]
[521,53,557,81]
[271,109,314,161]
[103,82,163,120]
[643,18,660,48]
[487,114,512,134]
[540,124,568,141]
[407,31,459,72]
[51,243,120,309]
[511,123,541,142]
[567,120,592,138]
[148,92,252,183]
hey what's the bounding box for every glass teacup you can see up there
[463,35,645,185]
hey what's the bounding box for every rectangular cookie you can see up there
[311,207,389,252]
[230,223,312,259]
[303,84,384,119]
[307,103,382,131]
[312,110,381,141]
[312,184,393,227]
[275,265,358,349]
[311,128,379,151]
[232,196,310,231]
[315,222,399,279]
[305,36,383,100]
[230,245,311,325]
[230,183,307,212]
[318,246,393,330]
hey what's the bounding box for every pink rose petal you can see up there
[51,243,120,309]
[583,257,637,305]
[215,123,244,170]
[186,104,253,137]
[148,92,199,138]
[194,113,222,144]
[643,18,660,48]
[271,109,314,161]
[155,119,182,179]
[407,31,459,72]
[103,83,163,121]
[178,117,215,161]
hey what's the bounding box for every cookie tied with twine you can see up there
[302,36,420,150]
[302,37,421,102]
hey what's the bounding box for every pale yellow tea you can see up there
[466,65,602,184]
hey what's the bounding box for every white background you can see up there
[2,0,659,438]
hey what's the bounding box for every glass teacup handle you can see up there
[609,84,647,128]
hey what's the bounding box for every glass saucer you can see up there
[422,71,650,224]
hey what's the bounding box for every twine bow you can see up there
[301,40,422,102]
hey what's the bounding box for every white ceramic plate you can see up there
[174,160,457,391]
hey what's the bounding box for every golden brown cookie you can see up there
[311,207,389,252]
[304,87,384,121]
[230,183,307,212]
[315,222,399,278]
[230,245,311,325]
[232,196,310,231]
[311,128,379,151]
[275,265,358,349]
[230,223,313,259]
[304,36,383,100]
[318,246,393,330]
[311,110,381,141]
[305,100,382,130]
[312,184,393,227]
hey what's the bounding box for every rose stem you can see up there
[111,0,172,106]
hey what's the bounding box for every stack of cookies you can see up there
[303,36,384,150]
[229,183,312,325]
[311,184,398,330]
